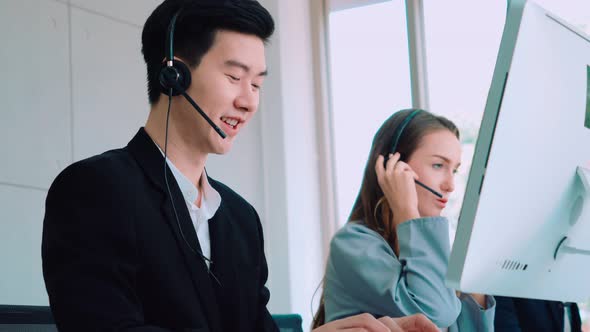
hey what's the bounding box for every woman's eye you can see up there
[252,84,260,90]
[227,75,240,81]
[453,169,459,174]
[433,163,443,169]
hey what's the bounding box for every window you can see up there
[328,1,412,225]
[423,0,506,240]
[325,0,589,327]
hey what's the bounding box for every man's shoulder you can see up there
[66,146,130,172]
[50,147,136,193]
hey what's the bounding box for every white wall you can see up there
[0,0,325,328]
[0,0,161,305]
[1,0,71,305]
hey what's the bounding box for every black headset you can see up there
[385,109,443,198]
[388,109,423,156]
[160,8,222,286]
[159,10,192,96]
[158,8,226,138]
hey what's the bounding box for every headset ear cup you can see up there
[173,60,192,92]
[159,60,192,96]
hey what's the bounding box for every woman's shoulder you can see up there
[329,221,394,261]
[333,217,448,243]
[333,221,386,244]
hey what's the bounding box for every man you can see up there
[41,1,438,331]
[43,1,276,331]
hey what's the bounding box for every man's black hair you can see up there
[141,0,275,105]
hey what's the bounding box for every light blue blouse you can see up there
[323,217,495,331]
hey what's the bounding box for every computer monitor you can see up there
[446,0,590,302]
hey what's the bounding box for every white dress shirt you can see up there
[152,140,221,268]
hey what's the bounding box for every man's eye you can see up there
[227,75,240,81]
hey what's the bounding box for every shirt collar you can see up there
[151,139,221,219]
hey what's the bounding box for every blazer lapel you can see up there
[546,301,563,331]
[569,302,582,331]
[127,128,222,332]
[208,199,241,323]
[160,189,222,331]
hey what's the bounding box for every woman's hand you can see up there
[312,313,439,332]
[375,152,420,226]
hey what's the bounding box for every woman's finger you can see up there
[327,313,390,332]
[386,152,400,172]
[394,314,439,332]
[375,155,386,184]
[376,316,403,332]
[394,160,411,173]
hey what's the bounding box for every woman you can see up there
[312,109,495,331]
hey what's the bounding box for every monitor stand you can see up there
[554,166,590,259]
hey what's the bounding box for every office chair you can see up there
[272,314,304,332]
[0,305,56,331]
[0,305,304,332]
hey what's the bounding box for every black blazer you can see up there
[42,128,278,332]
[494,296,582,332]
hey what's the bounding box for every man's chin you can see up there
[212,141,233,155]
